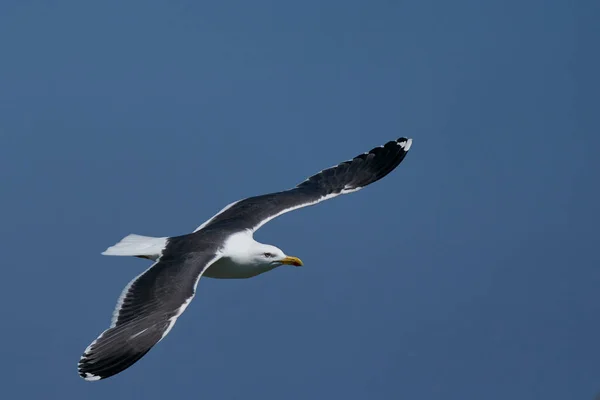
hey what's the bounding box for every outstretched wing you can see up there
[195,137,412,233]
[78,241,222,381]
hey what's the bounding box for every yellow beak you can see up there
[280,256,303,267]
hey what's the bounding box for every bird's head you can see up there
[253,244,303,267]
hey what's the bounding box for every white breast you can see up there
[203,257,277,279]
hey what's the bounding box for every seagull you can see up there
[78,137,413,381]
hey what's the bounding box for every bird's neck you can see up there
[221,231,265,266]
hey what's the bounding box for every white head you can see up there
[222,232,304,269]
[248,243,303,268]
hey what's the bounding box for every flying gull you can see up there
[78,137,413,381]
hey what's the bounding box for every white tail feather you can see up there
[101,234,167,261]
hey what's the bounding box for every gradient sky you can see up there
[0,1,598,399]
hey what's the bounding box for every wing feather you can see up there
[78,244,222,381]
[196,137,412,233]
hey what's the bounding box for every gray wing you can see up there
[196,137,412,233]
[78,240,222,381]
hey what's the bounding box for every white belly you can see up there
[203,257,277,279]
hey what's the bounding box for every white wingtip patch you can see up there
[83,372,101,381]
[399,138,412,151]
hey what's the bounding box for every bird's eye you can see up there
[263,252,274,258]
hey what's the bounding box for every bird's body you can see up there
[78,137,413,381]
[205,257,276,279]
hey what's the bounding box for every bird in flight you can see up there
[78,137,413,381]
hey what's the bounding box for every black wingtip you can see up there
[396,137,413,151]
[78,322,167,382]
[296,136,413,195]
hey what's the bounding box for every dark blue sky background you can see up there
[1,1,598,399]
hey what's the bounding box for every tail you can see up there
[101,234,168,261]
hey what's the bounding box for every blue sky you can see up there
[0,1,598,399]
